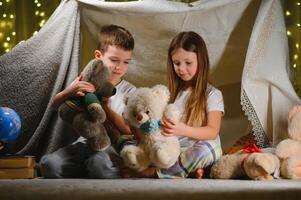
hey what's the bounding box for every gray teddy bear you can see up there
[58,59,116,151]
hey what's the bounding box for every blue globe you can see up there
[0,107,21,143]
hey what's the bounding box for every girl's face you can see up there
[171,48,198,82]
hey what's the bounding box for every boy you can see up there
[39,24,136,178]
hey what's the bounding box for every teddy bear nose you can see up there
[136,114,143,122]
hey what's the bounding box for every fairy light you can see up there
[283,1,301,97]
[294,54,298,60]
[286,10,291,16]
[3,42,8,48]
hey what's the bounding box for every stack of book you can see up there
[0,155,36,179]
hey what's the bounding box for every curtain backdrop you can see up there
[0,0,299,158]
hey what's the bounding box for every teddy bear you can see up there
[58,58,116,151]
[120,84,181,171]
[210,144,280,180]
[275,105,301,179]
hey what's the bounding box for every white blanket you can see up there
[0,0,299,156]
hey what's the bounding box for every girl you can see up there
[121,31,224,179]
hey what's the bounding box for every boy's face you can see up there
[95,45,132,84]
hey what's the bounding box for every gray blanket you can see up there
[0,0,79,157]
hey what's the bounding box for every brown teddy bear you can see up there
[275,105,301,179]
[58,58,116,151]
[210,144,280,180]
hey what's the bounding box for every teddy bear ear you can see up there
[151,84,170,102]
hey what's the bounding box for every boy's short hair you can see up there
[97,24,134,52]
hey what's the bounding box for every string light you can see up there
[286,11,291,16]
[283,1,301,97]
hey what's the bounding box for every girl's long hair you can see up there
[167,31,210,126]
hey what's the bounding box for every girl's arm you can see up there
[161,111,222,140]
[52,75,96,110]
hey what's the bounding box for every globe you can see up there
[0,107,21,143]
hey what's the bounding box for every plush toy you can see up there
[120,85,181,171]
[58,59,116,151]
[275,105,301,179]
[210,144,280,180]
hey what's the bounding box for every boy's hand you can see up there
[67,75,96,97]
[161,119,186,137]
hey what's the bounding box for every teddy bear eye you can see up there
[146,110,150,115]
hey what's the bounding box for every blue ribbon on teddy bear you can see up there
[139,118,161,133]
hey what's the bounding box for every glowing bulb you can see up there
[35,11,39,16]
[37,3,41,7]
[34,0,38,3]
[297,43,299,49]
[9,14,14,19]
[3,42,9,48]
[40,12,45,17]
[293,63,297,68]
[6,36,10,41]
[294,54,298,60]
[297,2,301,6]
[287,30,292,36]
[33,31,38,35]
[5,49,10,52]
[0,2,2,6]
[286,11,291,16]
[12,31,16,36]
[6,0,9,2]
[297,23,301,27]
[3,13,7,18]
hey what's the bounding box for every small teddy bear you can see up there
[275,105,301,179]
[120,85,181,171]
[58,58,116,151]
[210,144,280,180]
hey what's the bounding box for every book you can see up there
[0,167,36,179]
[0,155,36,168]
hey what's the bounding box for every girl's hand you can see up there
[161,118,186,137]
[66,74,96,97]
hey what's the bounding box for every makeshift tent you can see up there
[0,0,300,158]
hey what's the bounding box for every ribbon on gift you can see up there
[242,143,262,154]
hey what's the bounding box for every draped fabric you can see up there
[0,0,299,158]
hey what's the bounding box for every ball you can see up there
[0,107,21,143]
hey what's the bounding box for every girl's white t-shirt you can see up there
[173,84,224,147]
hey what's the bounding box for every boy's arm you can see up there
[102,102,131,135]
[52,75,96,110]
